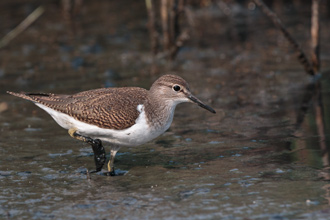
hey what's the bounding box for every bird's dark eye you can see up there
[173,85,181,92]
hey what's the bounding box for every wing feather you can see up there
[7,87,148,130]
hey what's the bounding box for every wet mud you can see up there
[1,1,330,219]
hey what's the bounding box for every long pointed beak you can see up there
[188,94,216,114]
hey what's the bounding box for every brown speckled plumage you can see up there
[7,74,215,131]
[8,87,148,130]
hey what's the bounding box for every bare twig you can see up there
[146,0,160,55]
[174,0,185,38]
[148,0,187,60]
[0,6,45,49]
[169,0,186,59]
[254,0,315,76]
[315,91,328,167]
[170,28,189,59]
[311,0,320,74]
[161,0,171,50]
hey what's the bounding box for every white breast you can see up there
[34,103,173,147]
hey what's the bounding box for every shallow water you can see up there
[1,1,330,219]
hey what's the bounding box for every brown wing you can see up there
[7,87,148,130]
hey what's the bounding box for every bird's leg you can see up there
[106,146,120,176]
[88,139,106,173]
[68,128,106,172]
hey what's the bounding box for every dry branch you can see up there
[146,0,188,60]
[161,0,171,50]
[0,6,45,49]
[311,0,320,74]
[146,0,160,55]
[254,0,315,76]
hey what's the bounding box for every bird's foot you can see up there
[106,170,116,176]
[106,159,116,176]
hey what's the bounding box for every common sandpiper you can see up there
[8,74,216,176]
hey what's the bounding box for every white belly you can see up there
[35,103,173,147]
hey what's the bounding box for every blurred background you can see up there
[1,0,330,219]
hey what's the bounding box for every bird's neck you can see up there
[143,95,177,131]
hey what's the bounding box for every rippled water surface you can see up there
[1,1,330,219]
